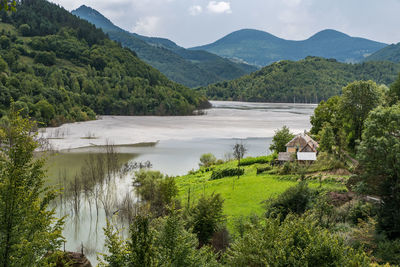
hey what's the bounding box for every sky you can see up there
[51,0,400,48]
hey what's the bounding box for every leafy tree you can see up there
[188,194,225,246]
[233,142,247,181]
[390,72,400,102]
[340,80,382,149]
[199,153,216,167]
[319,122,335,153]
[0,108,64,266]
[18,24,31,36]
[226,215,371,266]
[0,0,16,11]
[153,211,219,266]
[133,170,178,217]
[358,104,400,239]
[269,125,294,153]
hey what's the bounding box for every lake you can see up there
[43,101,316,263]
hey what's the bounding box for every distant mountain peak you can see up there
[307,29,350,41]
[72,5,121,32]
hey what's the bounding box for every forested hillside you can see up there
[72,5,257,88]
[0,0,209,126]
[191,29,387,66]
[365,42,400,63]
[200,57,400,102]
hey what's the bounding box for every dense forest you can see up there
[72,5,257,88]
[365,42,400,63]
[0,0,209,126]
[200,56,400,103]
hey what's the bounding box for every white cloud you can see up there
[282,0,302,8]
[189,5,202,16]
[207,1,232,14]
[132,16,161,35]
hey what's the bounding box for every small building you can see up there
[278,132,318,163]
[285,133,319,153]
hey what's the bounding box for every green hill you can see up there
[364,42,400,63]
[0,0,209,126]
[71,5,257,88]
[190,29,387,67]
[199,57,400,103]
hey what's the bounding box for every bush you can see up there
[375,239,400,265]
[265,182,318,220]
[347,200,376,225]
[226,215,371,266]
[199,153,217,167]
[239,155,275,166]
[34,51,56,66]
[210,168,244,180]
[256,165,272,174]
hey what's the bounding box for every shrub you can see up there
[256,165,272,174]
[226,215,371,266]
[375,239,400,265]
[239,155,275,166]
[210,168,244,180]
[199,153,217,167]
[34,51,56,66]
[265,182,318,220]
[347,200,376,225]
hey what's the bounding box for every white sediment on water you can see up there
[42,101,316,151]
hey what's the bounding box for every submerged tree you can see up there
[0,107,64,266]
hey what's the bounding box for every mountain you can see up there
[190,29,388,67]
[0,0,209,126]
[364,42,400,63]
[72,5,257,88]
[199,57,400,103]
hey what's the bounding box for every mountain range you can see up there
[72,5,257,88]
[365,42,400,63]
[191,29,388,66]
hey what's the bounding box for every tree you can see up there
[340,80,382,149]
[233,142,247,181]
[319,122,335,153]
[0,107,64,266]
[0,0,16,11]
[199,153,216,167]
[269,126,294,153]
[358,104,400,239]
[188,194,225,246]
[310,96,341,135]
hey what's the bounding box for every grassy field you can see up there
[175,159,347,229]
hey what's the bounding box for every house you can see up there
[278,132,318,163]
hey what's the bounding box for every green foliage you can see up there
[264,182,317,220]
[365,42,400,63]
[319,122,336,153]
[200,57,400,103]
[269,125,294,153]
[0,107,64,266]
[101,212,220,267]
[188,194,225,246]
[226,215,371,266]
[0,0,16,11]
[358,104,400,239]
[153,211,219,266]
[238,155,275,166]
[0,0,208,126]
[199,153,217,167]
[341,80,382,149]
[375,239,400,265]
[256,164,272,174]
[210,167,244,180]
[133,170,179,217]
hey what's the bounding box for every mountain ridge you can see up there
[191,28,388,66]
[72,5,257,88]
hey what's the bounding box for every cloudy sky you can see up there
[51,0,400,48]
